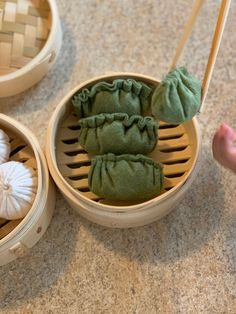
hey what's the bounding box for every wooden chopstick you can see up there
[200,0,231,112]
[169,0,205,70]
[169,0,231,113]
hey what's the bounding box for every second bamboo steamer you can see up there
[46,73,201,228]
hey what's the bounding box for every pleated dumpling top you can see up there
[0,129,10,165]
[72,79,152,118]
[0,161,37,220]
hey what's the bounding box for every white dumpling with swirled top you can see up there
[0,161,37,220]
[0,129,10,165]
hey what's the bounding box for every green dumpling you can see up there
[72,79,152,118]
[151,67,201,124]
[89,154,164,201]
[78,113,158,155]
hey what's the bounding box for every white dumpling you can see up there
[0,161,37,220]
[0,129,10,165]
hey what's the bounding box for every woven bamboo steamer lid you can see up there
[46,0,230,228]
[0,0,62,98]
[0,114,55,266]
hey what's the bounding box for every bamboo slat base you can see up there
[0,128,37,240]
[56,112,195,206]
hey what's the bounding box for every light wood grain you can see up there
[0,220,22,240]
[0,0,51,75]
[170,0,205,70]
[201,0,231,111]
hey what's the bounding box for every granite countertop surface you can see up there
[1,0,236,313]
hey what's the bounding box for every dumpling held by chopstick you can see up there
[151,67,201,124]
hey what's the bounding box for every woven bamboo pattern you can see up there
[0,0,51,75]
[0,128,37,240]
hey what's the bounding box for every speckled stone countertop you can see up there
[1,0,236,313]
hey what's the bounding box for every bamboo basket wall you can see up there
[0,0,62,97]
[0,114,55,266]
[46,73,201,228]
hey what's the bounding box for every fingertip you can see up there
[216,123,235,140]
[219,122,229,134]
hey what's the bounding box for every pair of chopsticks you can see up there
[170,0,231,112]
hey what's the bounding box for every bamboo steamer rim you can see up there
[0,0,58,83]
[46,72,201,211]
[0,114,49,248]
[59,154,200,218]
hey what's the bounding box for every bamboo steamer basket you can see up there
[0,0,62,98]
[46,0,230,228]
[0,114,55,266]
[46,73,200,228]
[45,0,229,228]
